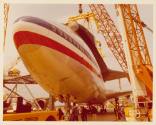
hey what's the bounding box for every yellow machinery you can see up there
[117,5,153,121]
[118,4,152,96]
[3,110,59,121]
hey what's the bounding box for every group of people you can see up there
[58,103,88,121]
[69,103,88,121]
[88,105,106,114]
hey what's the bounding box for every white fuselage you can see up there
[13,17,107,103]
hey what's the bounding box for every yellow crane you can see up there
[116,5,153,121]
[118,4,152,96]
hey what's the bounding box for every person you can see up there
[3,100,11,113]
[64,109,70,121]
[16,97,32,113]
[81,106,87,121]
[70,103,79,121]
[114,103,119,120]
[58,108,64,120]
[118,106,126,120]
[37,99,45,110]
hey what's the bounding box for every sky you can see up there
[3,4,153,100]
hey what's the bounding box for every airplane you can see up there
[13,16,130,104]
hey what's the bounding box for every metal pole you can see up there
[5,84,17,101]
[4,85,31,103]
[23,83,41,110]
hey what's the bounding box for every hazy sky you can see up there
[4,4,153,99]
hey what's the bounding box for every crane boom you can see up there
[119,4,152,95]
[89,4,128,73]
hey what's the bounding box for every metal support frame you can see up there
[4,85,31,103]
[23,83,41,110]
[5,84,18,101]
[89,4,128,73]
[119,4,152,96]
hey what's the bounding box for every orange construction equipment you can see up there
[118,4,153,97]
[4,110,59,121]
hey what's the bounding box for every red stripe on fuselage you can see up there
[14,31,101,78]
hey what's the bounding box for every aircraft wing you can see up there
[103,69,129,81]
